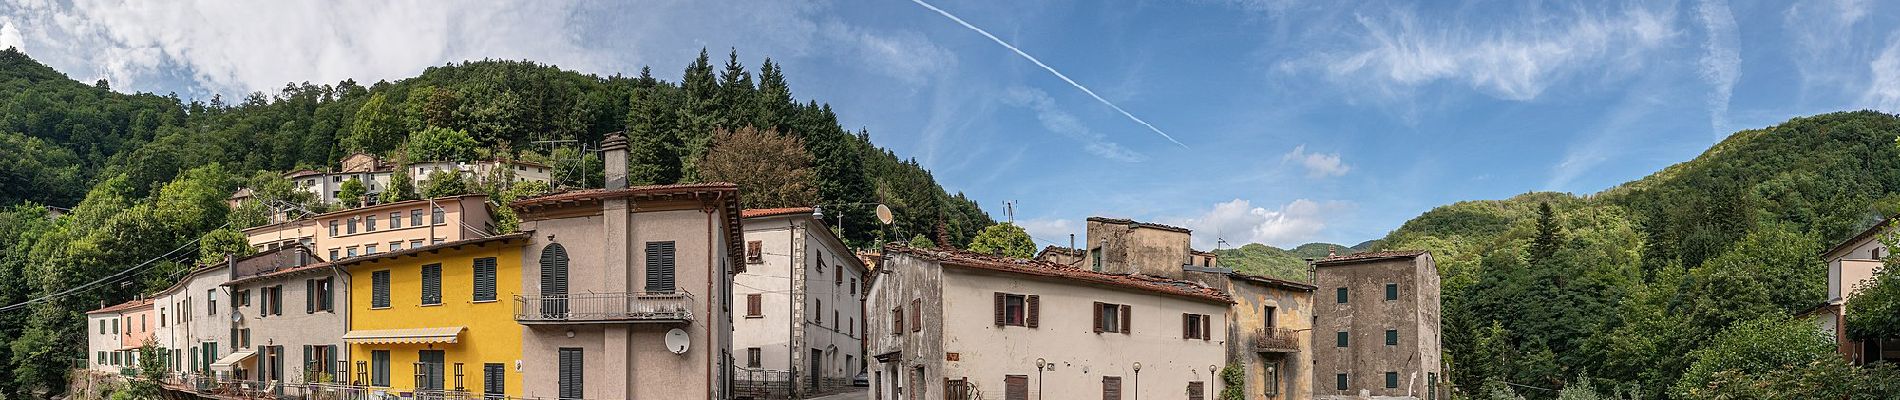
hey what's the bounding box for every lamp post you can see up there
[1207,365,1218,394]
[1035,358,1047,400]
[1132,362,1142,400]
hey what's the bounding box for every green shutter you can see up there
[539,244,569,316]
[558,348,583,399]
[372,271,390,308]
[473,257,497,302]
[422,264,442,305]
[645,241,676,293]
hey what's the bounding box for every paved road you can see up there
[807,388,867,400]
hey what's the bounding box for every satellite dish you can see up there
[664,328,690,354]
[230,310,243,323]
[875,204,894,225]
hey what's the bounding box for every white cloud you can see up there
[1695,0,1740,135]
[1281,144,1349,178]
[1017,218,1081,248]
[1869,33,1900,112]
[0,19,23,52]
[1288,4,1676,101]
[1003,86,1148,162]
[1172,199,1348,249]
[1784,0,1869,91]
[819,20,956,87]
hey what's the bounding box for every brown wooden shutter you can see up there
[1102,376,1122,400]
[1025,295,1040,328]
[1005,375,1029,400]
[911,299,922,333]
[746,294,762,316]
[1092,302,1105,333]
[1188,382,1205,400]
[1109,307,1124,333]
[1201,314,1211,341]
[893,308,904,334]
[1182,314,1192,339]
[994,293,1006,326]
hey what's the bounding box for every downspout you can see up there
[706,192,719,400]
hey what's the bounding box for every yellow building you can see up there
[339,233,528,397]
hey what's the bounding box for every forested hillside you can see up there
[1375,111,1900,398]
[1213,242,1370,280]
[0,47,989,397]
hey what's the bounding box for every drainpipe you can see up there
[705,192,719,400]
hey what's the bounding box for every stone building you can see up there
[732,206,868,397]
[1310,251,1442,400]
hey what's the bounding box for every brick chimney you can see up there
[602,131,629,189]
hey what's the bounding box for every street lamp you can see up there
[1132,362,1142,400]
[1035,358,1047,400]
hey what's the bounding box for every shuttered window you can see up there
[1094,303,1130,334]
[540,244,570,316]
[371,350,390,387]
[270,286,283,315]
[893,307,904,335]
[483,363,506,399]
[645,241,676,293]
[306,279,316,314]
[945,378,969,399]
[371,271,391,308]
[1187,381,1205,400]
[910,299,922,333]
[472,257,497,302]
[993,293,1031,327]
[319,278,333,311]
[1004,375,1028,400]
[558,348,584,399]
[1025,295,1039,328]
[1183,314,1210,339]
[746,241,763,264]
[746,348,761,368]
[746,294,763,317]
[1102,376,1122,400]
[421,264,443,305]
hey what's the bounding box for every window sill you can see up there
[419,303,442,307]
[745,315,764,319]
[369,306,390,310]
[471,299,497,304]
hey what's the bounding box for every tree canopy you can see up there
[967,223,1035,258]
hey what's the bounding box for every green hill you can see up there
[1213,242,1362,281]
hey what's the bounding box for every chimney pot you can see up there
[602,131,630,189]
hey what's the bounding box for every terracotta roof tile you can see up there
[742,207,815,219]
[1036,245,1083,258]
[1313,250,1429,266]
[88,298,154,314]
[1086,216,1192,234]
[885,244,1232,304]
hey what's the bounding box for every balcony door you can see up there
[540,244,569,318]
[416,350,445,391]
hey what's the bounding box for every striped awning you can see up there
[210,349,257,371]
[341,327,465,344]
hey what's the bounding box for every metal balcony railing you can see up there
[1252,327,1301,353]
[513,292,695,324]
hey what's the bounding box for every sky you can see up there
[4,0,1899,251]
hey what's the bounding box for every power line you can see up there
[0,221,228,314]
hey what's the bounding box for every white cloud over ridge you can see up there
[1282,144,1349,178]
[1869,33,1900,113]
[1173,198,1347,249]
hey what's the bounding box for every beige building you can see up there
[152,261,235,382]
[867,245,1232,400]
[733,207,868,397]
[88,299,155,376]
[219,245,347,387]
[1805,215,1898,364]
[507,132,742,400]
[242,195,496,262]
[1310,251,1442,400]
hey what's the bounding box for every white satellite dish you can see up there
[875,204,894,225]
[664,328,690,354]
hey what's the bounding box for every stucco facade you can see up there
[1214,273,1315,400]
[342,234,528,397]
[152,262,234,380]
[87,299,154,375]
[868,246,1232,400]
[1310,251,1442,400]
[221,245,347,386]
[1815,216,1898,364]
[1082,217,1197,276]
[243,195,496,262]
[733,208,868,396]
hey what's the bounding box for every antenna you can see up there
[1003,200,1017,224]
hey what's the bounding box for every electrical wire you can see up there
[0,221,229,313]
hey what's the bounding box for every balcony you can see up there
[513,292,695,324]
[1252,328,1300,353]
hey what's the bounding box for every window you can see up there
[910,299,922,332]
[834,268,842,285]
[1386,329,1399,346]
[993,293,1037,327]
[1101,376,1122,400]
[816,299,823,324]
[1184,313,1211,340]
[851,278,858,296]
[371,270,391,308]
[1385,283,1398,301]
[892,307,905,335]
[645,241,676,292]
[329,248,339,261]
[1265,306,1278,328]
[1337,331,1349,347]
[346,247,358,258]
[416,350,444,390]
[1263,360,1282,395]
[473,257,497,302]
[371,350,390,387]
[1337,287,1349,303]
[308,278,334,313]
[745,241,763,264]
[365,215,377,232]
[483,363,506,399]
[411,239,424,249]
[1094,302,1130,334]
[390,241,403,251]
[433,238,444,244]
[411,209,424,227]
[347,217,357,234]
[1336,373,1348,391]
[98,319,105,335]
[1005,375,1029,400]
[390,212,402,229]
[365,244,378,255]
[746,294,763,317]
[111,318,118,335]
[431,207,445,225]
[1187,381,1205,400]
[1385,371,1399,389]
[329,220,339,237]
[746,348,762,368]
[558,348,584,399]
[421,263,443,305]
[1090,248,1103,271]
[268,285,284,315]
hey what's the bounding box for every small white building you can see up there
[868,245,1232,400]
[1803,214,1899,364]
[733,207,868,397]
[281,154,551,207]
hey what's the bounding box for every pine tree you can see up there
[675,48,719,182]
[718,48,758,128]
[1530,202,1562,262]
[626,85,683,184]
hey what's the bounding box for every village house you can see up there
[151,261,235,384]
[507,131,743,400]
[340,233,530,398]
[280,153,552,207]
[241,195,497,262]
[1310,250,1443,400]
[87,299,154,376]
[1803,214,1899,364]
[732,206,868,398]
[867,245,1232,400]
[217,245,345,389]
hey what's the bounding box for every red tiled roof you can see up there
[742,207,815,219]
[1036,245,1083,258]
[884,244,1232,304]
[1086,216,1192,234]
[511,184,745,273]
[223,261,336,287]
[88,298,154,314]
[1313,250,1429,266]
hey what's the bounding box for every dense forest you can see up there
[1212,241,1376,280]
[0,47,991,398]
[1373,111,1900,398]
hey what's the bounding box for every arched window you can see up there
[539,243,570,318]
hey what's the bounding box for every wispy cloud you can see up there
[1282,145,1349,178]
[1286,3,1676,101]
[1018,218,1081,247]
[1004,86,1147,162]
[1868,32,1900,112]
[907,0,1189,148]
[1172,199,1350,249]
[1783,0,1870,93]
[819,20,955,87]
[1695,0,1740,135]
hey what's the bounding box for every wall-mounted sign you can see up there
[945,352,959,361]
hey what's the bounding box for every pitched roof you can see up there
[1086,216,1191,234]
[742,207,815,219]
[884,244,1232,304]
[1822,214,1899,259]
[511,183,745,273]
[1228,272,1317,291]
[332,232,531,269]
[88,298,154,314]
[1036,245,1083,259]
[1312,250,1429,266]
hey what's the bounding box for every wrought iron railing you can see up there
[1252,327,1301,352]
[513,292,695,323]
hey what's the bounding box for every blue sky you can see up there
[4,0,1899,250]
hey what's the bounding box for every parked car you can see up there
[853,371,869,387]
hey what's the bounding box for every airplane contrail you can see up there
[908,0,1189,148]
